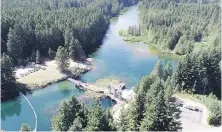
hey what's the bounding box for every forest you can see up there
[136,0,221,126]
[1,0,139,100]
[130,0,220,55]
[2,0,221,131]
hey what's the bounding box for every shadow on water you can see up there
[58,81,74,95]
[1,82,32,102]
[1,83,32,122]
[84,31,108,56]
[1,96,22,121]
[81,96,116,110]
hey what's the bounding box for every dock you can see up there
[67,78,88,90]
[67,78,124,104]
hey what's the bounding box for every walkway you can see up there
[67,78,88,90]
[67,78,124,104]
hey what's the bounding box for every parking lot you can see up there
[174,96,221,132]
[175,98,203,123]
[180,107,202,123]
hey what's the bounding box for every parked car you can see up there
[184,105,195,111]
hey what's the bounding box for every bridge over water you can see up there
[67,78,124,104]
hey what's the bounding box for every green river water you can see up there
[1,5,179,131]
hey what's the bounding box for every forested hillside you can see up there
[1,0,139,65]
[137,0,220,55]
[1,0,139,100]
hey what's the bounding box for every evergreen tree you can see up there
[151,60,164,79]
[6,27,24,65]
[128,26,132,35]
[55,46,70,72]
[140,89,181,131]
[68,116,83,131]
[73,39,86,62]
[85,101,116,131]
[118,108,128,131]
[52,96,85,131]
[69,37,76,61]
[126,102,138,131]
[1,53,16,100]
[164,61,173,81]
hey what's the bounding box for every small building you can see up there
[108,83,125,99]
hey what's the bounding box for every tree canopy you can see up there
[1,0,139,100]
[52,96,116,131]
[1,0,139,66]
[118,60,182,131]
[138,0,220,55]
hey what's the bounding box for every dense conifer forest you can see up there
[1,0,139,100]
[1,0,221,131]
[2,0,139,65]
[129,0,220,55]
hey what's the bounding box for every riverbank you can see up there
[1,5,180,131]
[119,29,183,56]
[16,59,93,90]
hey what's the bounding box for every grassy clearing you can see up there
[16,60,91,89]
[17,68,65,86]
[95,77,121,88]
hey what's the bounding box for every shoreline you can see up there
[119,29,183,57]
[15,59,93,91]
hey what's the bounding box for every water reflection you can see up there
[1,97,22,120]
[58,81,73,95]
[80,96,116,109]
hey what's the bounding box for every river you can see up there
[1,5,179,131]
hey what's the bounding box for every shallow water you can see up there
[1,5,178,131]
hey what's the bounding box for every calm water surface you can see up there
[1,5,179,131]
[81,5,179,87]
